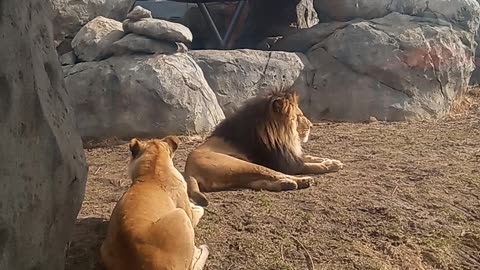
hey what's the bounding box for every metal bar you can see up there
[223,0,247,49]
[197,2,225,48]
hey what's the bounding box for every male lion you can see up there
[184,89,344,207]
[101,136,209,270]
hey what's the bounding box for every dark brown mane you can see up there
[210,89,304,174]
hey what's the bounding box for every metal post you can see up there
[223,0,247,49]
[197,2,225,48]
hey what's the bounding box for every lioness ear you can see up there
[272,98,290,114]
[164,135,180,153]
[129,138,141,158]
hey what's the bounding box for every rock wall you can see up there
[189,50,311,117]
[0,1,88,269]
[62,9,224,141]
[63,54,225,140]
[59,0,480,142]
[270,0,480,121]
[50,0,135,45]
[471,0,480,85]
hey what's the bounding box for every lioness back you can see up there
[101,136,209,270]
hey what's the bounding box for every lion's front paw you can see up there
[294,176,314,189]
[323,159,344,172]
[278,178,299,190]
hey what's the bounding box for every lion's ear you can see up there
[272,98,290,114]
[129,138,141,158]
[164,135,180,153]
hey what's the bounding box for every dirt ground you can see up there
[65,89,480,270]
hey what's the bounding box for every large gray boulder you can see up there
[0,0,88,269]
[63,54,225,140]
[72,16,125,62]
[189,49,311,117]
[50,0,135,45]
[274,0,480,52]
[471,0,480,85]
[123,18,193,44]
[110,33,188,55]
[126,5,152,21]
[314,0,480,32]
[304,13,477,121]
[471,59,480,85]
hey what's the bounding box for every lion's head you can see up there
[210,88,310,174]
[127,136,180,181]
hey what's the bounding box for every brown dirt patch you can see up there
[66,90,480,270]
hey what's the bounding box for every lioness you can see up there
[184,89,343,206]
[101,136,209,270]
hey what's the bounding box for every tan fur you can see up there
[184,89,343,207]
[101,136,209,270]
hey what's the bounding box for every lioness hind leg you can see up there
[186,175,209,207]
[191,245,209,270]
[190,203,204,228]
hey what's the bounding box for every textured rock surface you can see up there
[471,58,480,85]
[0,0,88,269]
[110,33,187,55]
[471,0,480,85]
[189,49,311,117]
[269,21,353,52]
[304,13,476,121]
[50,0,135,45]
[63,54,225,140]
[72,16,124,62]
[314,0,480,32]
[60,51,77,65]
[126,5,152,21]
[123,18,193,43]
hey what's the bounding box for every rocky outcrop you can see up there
[65,11,192,63]
[0,0,88,269]
[314,0,480,32]
[123,18,193,44]
[471,59,480,85]
[126,5,152,21]
[471,0,480,85]
[190,50,311,117]
[72,16,125,62]
[110,33,188,55]
[303,13,477,121]
[50,0,135,45]
[182,0,318,49]
[63,54,225,140]
[261,0,480,121]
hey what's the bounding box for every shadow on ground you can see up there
[66,218,108,270]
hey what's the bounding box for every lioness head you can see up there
[127,136,180,180]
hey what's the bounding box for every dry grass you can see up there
[449,86,480,117]
[66,92,480,270]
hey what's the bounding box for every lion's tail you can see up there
[184,174,209,207]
